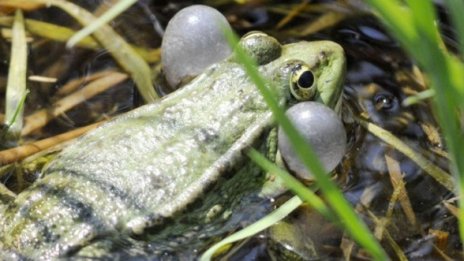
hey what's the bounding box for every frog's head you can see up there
[239,32,346,111]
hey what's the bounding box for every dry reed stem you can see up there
[358,117,454,192]
[55,70,116,96]
[0,121,103,165]
[276,0,309,29]
[385,154,417,226]
[22,72,127,136]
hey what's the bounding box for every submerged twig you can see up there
[385,154,416,226]
[367,210,408,261]
[443,199,459,218]
[0,121,103,165]
[55,70,117,96]
[287,11,347,36]
[0,181,16,198]
[21,72,127,136]
[276,0,309,29]
[432,243,454,261]
[28,75,57,83]
[358,117,454,192]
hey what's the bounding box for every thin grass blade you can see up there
[200,195,303,261]
[248,149,332,218]
[4,10,27,137]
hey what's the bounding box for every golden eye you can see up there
[290,65,316,101]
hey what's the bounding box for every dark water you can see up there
[0,0,460,259]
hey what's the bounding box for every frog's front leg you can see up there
[259,127,289,198]
[265,127,278,163]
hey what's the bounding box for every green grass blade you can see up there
[406,0,441,45]
[446,0,464,57]
[200,195,303,261]
[223,29,388,260]
[4,90,28,134]
[402,89,435,106]
[5,10,27,137]
[248,149,332,218]
[367,1,416,44]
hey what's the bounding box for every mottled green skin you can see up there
[0,34,345,258]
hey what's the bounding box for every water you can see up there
[0,0,459,259]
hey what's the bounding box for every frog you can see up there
[0,32,346,259]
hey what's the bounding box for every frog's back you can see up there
[0,61,275,258]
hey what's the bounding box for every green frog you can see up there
[0,32,345,259]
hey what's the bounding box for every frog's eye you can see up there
[290,65,317,101]
[373,93,399,112]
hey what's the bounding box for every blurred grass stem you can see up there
[66,0,138,48]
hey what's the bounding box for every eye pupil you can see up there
[297,71,314,88]
[289,63,316,101]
